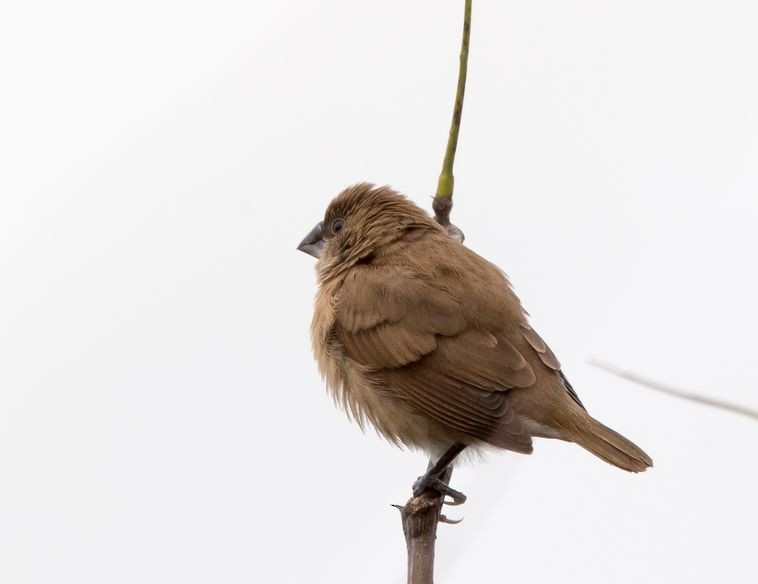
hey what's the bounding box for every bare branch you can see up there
[589,358,758,421]
[397,467,455,584]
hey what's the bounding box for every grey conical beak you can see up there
[297,222,325,259]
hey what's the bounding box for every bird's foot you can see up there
[412,472,467,506]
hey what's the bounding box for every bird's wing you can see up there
[521,322,585,410]
[335,265,535,452]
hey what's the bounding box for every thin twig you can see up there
[432,0,472,241]
[589,359,758,421]
[396,4,473,582]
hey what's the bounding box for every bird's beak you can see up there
[297,222,325,259]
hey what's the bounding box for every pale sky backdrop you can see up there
[1,1,757,583]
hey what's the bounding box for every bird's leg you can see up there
[412,442,467,505]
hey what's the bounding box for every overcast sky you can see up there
[1,1,757,582]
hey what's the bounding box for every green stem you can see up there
[435,0,472,203]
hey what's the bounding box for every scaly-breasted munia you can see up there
[299,183,651,499]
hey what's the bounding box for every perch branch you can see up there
[589,359,758,421]
[396,3,473,583]
[396,466,454,584]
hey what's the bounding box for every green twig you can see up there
[433,0,472,233]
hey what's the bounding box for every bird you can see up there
[298,183,652,501]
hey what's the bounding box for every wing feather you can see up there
[520,323,561,370]
[335,266,534,452]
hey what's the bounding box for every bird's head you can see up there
[297,183,439,280]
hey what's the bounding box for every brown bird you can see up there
[298,183,651,501]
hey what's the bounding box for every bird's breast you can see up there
[310,282,461,454]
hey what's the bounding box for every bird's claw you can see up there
[442,494,467,506]
[412,474,467,505]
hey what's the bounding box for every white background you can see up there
[2,1,757,582]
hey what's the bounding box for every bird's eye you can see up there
[331,218,345,235]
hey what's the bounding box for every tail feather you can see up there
[574,416,653,473]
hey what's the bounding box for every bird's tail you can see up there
[572,415,653,473]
